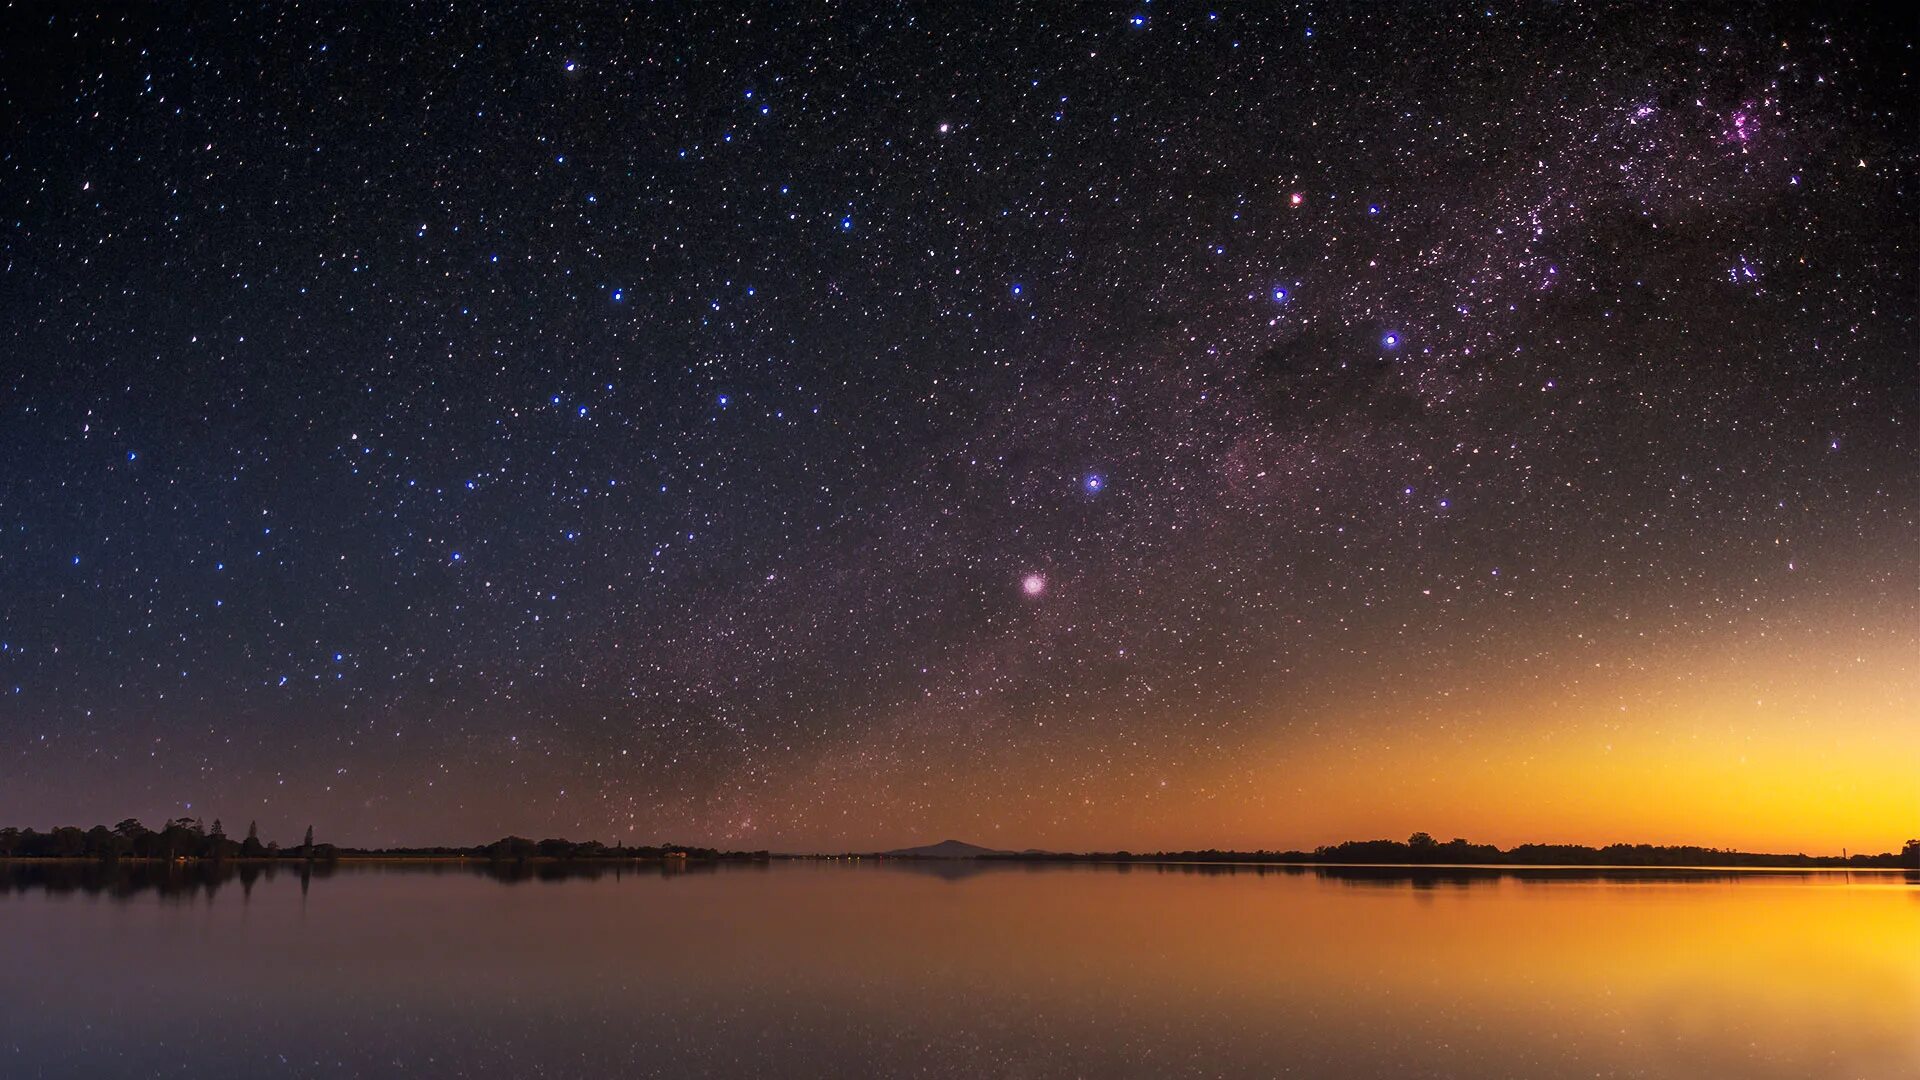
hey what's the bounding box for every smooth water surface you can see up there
[4,860,1916,1078]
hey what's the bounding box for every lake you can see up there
[3,860,1916,1078]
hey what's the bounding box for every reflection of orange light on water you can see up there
[777,869,1920,1075]
[345,868,1920,1074]
[8,861,1916,1075]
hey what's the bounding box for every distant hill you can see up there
[881,839,1013,859]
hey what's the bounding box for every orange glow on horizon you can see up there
[769,616,1918,855]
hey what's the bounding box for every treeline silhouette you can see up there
[385,837,768,862]
[0,818,767,863]
[7,822,1914,869]
[0,854,754,902]
[0,818,335,861]
[984,832,1920,869]
[18,857,1883,903]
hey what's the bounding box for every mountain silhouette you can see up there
[881,839,1013,859]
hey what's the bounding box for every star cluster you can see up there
[0,4,1911,849]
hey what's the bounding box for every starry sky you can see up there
[2,3,1913,853]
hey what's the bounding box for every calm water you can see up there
[3,860,1916,1078]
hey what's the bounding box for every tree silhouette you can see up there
[157,819,199,860]
[2,818,1911,869]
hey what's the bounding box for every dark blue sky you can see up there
[1,3,1911,849]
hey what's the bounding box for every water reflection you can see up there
[830,858,1902,886]
[4,856,1911,901]
[0,856,765,900]
[2,857,1915,1078]
[0,857,333,903]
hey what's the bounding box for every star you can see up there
[0,0,1903,872]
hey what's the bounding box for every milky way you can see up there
[2,4,1912,849]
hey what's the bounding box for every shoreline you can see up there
[4,854,1908,873]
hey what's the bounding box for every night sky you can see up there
[2,4,1913,852]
